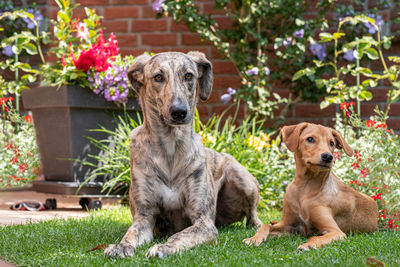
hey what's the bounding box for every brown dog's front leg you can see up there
[104,215,155,259]
[298,206,346,251]
[243,222,294,246]
[146,217,218,258]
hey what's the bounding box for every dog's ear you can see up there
[331,129,353,156]
[281,123,309,152]
[187,51,213,101]
[128,54,152,93]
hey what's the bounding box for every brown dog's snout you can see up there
[170,103,188,122]
[321,152,333,164]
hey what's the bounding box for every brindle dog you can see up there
[104,51,262,259]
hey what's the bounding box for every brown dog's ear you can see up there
[331,129,353,156]
[187,51,213,101]
[127,54,152,94]
[281,123,309,152]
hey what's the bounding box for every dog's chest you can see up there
[159,183,181,210]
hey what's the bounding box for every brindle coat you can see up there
[104,51,261,259]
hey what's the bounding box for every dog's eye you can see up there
[330,141,335,147]
[154,74,164,82]
[184,73,193,81]
[306,137,315,143]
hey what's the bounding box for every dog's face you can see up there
[281,123,353,171]
[127,52,213,126]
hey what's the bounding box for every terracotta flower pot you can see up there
[21,85,140,195]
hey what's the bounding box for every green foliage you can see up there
[0,207,399,266]
[0,98,40,188]
[80,113,142,195]
[294,15,400,117]
[333,107,400,216]
[161,0,333,118]
[0,7,48,97]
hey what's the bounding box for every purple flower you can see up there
[22,9,43,29]
[364,14,384,34]
[264,67,270,76]
[294,29,304,38]
[343,50,355,61]
[221,93,232,104]
[248,67,259,76]
[227,87,236,95]
[2,45,13,57]
[283,37,292,47]
[282,181,288,186]
[310,43,327,61]
[152,0,165,13]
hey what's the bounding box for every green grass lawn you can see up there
[0,207,399,267]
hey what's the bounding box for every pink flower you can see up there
[76,22,89,40]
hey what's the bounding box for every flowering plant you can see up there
[0,97,40,188]
[333,107,400,229]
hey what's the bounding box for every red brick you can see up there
[211,47,227,59]
[213,104,245,118]
[182,33,211,46]
[104,6,139,19]
[116,35,137,47]
[212,61,238,74]
[142,34,177,46]
[214,17,232,30]
[387,118,400,130]
[173,47,210,57]
[371,88,389,102]
[142,6,157,18]
[196,105,210,118]
[388,104,400,116]
[131,20,167,32]
[76,0,109,6]
[171,22,189,32]
[360,103,379,117]
[120,49,147,57]
[102,20,129,33]
[203,3,225,15]
[295,103,336,118]
[112,0,149,4]
[213,75,241,89]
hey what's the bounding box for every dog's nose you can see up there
[321,152,333,164]
[170,104,187,122]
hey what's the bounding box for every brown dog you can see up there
[243,123,378,250]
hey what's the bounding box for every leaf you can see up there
[332,32,345,39]
[359,90,373,100]
[87,243,107,252]
[320,100,331,109]
[365,48,379,60]
[319,32,333,42]
[23,43,38,55]
[315,79,326,88]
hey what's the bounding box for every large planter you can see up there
[22,85,140,195]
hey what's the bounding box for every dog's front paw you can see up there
[297,243,317,251]
[146,243,176,258]
[104,243,135,259]
[242,236,265,247]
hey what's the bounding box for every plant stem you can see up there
[14,52,20,114]
[35,21,46,65]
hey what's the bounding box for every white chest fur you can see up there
[159,183,181,210]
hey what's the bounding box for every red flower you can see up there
[19,163,28,173]
[351,162,360,169]
[360,168,369,179]
[388,219,398,229]
[340,101,355,110]
[71,49,96,71]
[354,150,361,159]
[375,123,387,129]
[24,115,33,123]
[349,180,358,185]
[333,151,341,163]
[366,119,377,128]
[61,54,67,66]
[5,143,13,150]
[371,193,382,201]
[10,157,19,165]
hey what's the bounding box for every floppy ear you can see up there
[127,54,152,94]
[281,123,309,152]
[187,51,213,101]
[331,129,353,156]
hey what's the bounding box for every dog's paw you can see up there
[146,243,176,258]
[242,236,265,247]
[104,243,134,259]
[297,243,317,251]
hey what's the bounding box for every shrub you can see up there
[0,97,40,188]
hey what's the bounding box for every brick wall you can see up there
[40,0,400,130]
